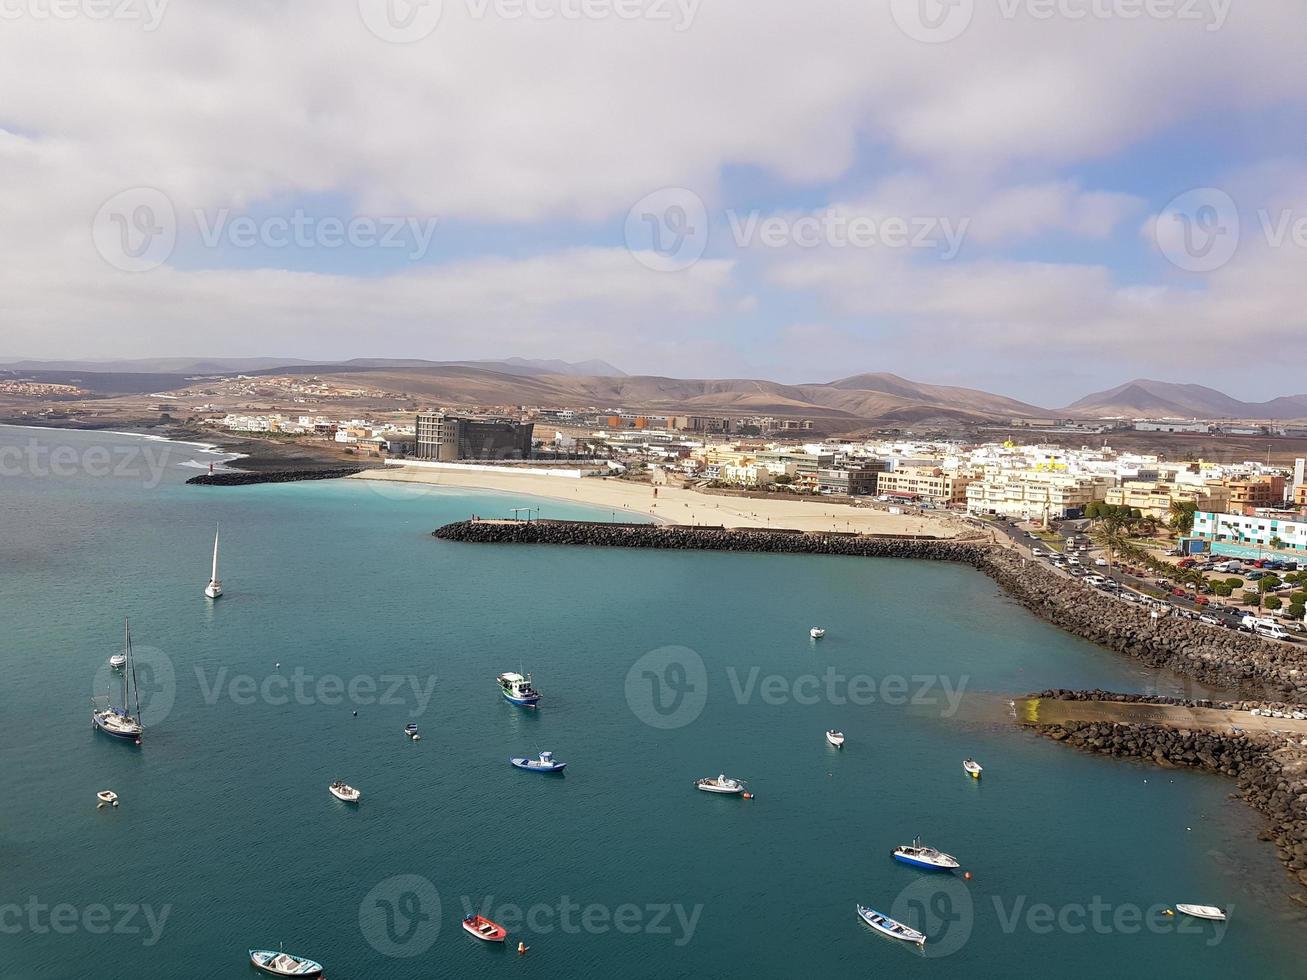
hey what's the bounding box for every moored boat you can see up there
[1175,904,1227,921]
[404,722,420,740]
[826,729,845,748]
[96,790,119,808]
[497,671,540,706]
[92,619,144,743]
[510,751,567,773]
[328,780,361,803]
[248,948,324,977]
[892,837,960,871]
[695,774,751,797]
[463,914,507,942]
[856,904,925,945]
[810,627,826,639]
[963,758,983,778]
[108,654,126,669]
[204,526,223,599]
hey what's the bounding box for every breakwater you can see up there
[433,520,1307,702]
[186,466,364,486]
[1028,717,1307,899]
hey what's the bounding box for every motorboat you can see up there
[204,526,223,599]
[892,837,960,871]
[695,774,751,797]
[826,730,845,748]
[963,758,983,778]
[328,780,361,803]
[1175,904,1227,921]
[810,627,826,639]
[404,722,420,740]
[510,751,567,773]
[497,671,541,706]
[856,904,926,945]
[92,619,144,743]
[96,790,119,808]
[109,654,126,669]
[462,914,507,942]
[248,948,324,977]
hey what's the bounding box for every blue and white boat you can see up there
[404,722,420,740]
[509,751,567,773]
[248,947,324,977]
[497,671,541,706]
[856,905,925,945]
[892,837,959,871]
[92,619,144,743]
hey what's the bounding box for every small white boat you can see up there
[204,526,223,599]
[249,948,324,977]
[810,627,826,639]
[856,904,925,945]
[695,774,751,797]
[963,758,983,778]
[826,730,845,748]
[1175,904,1227,921]
[109,654,126,669]
[96,790,119,808]
[328,780,361,803]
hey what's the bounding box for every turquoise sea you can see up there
[1,425,1304,979]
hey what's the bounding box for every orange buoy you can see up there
[742,792,754,799]
[517,941,528,955]
[963,871,972,880]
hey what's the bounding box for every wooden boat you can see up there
[1175,904,1227,921]
[856,904,925,945]
[248,948,324,977]
[96,790,119,808]
[462,914,507,942]
[328,780,361,803]
[825,730,845,748]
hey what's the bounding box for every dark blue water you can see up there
[2,426,1303,979]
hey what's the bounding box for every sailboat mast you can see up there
[211,526,220,581]
[126,619,142,723]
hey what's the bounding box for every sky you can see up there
[1,0,1305,407]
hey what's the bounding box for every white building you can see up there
[1193,512,1307,552]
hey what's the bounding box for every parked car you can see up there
[1171,588,1186,597]
[1247,571,1265,581]
[1094,557,1109,567]
[1194,595,1210,606]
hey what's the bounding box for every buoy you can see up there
[1164,909,1175,916]
[742,792,754,800]
[353,710,358,716]
[517,941,528,955]
[963,871,972,880]
[134,738,141,746]
[275,662,281,669]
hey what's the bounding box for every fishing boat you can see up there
[248,948,324,977]
[462,914,507,942]
[510,751,567,773]
[92,619,144,743]
[497,671,540,706]
[96,790,119,808]
[204,526,223,599]
[328,780,361,803]
[856,904,926,945]
[892,837,960,871]
[963,758,983,778]
[810,627,826,639]
[826,729,845,748]
[1175,904,1227,921]
[695,774,750,796]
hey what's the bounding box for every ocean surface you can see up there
[1,424,1304,979]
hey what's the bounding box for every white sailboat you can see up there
[204,526,223,599]
[92,619,144,743]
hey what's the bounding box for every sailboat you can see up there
[92,619,144,743]
[204,526,223,599]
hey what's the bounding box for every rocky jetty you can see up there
[434,520,1307,702]
[1029,717,1307,900]
[186,467,363,486]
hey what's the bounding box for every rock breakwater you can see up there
[186,467,364,486]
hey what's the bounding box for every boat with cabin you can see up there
[497,671,540,706]
[892,837,960,871]
[695,774,750,796]
[510,751,567,773]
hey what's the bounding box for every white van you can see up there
[1243,616,1291,640]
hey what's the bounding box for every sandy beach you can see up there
[351,465,965,536]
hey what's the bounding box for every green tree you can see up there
[1265,596,1283,611]
[1289,602,1306,620]
[1269,535,1283,552]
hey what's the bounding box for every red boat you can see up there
[462,915,507,942]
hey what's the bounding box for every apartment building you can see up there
[875,466,976,505]
[1102,481,1230,521]
[1194,511,1307,552]
[1226,475,1286,514]
[966,472,1112,519]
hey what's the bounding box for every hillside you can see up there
[1064,379,1307,420]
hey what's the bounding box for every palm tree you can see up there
[1168,500,1198,536]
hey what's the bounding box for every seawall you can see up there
[186,466,364,486]
[433,519,1307,702]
